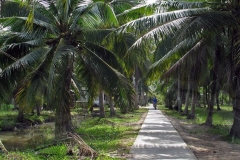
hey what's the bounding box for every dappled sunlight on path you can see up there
[128,104,197,160]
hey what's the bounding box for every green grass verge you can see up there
[76,108,148,152]
[159,105,236,140]
[0,107,148,160]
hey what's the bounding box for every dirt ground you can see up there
[165,114,240,160]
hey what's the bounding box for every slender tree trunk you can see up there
[177,69,182,112]
[145,93,148,105]
[203,86,207,108]
[183,75,191,115]
[134,67,140,109]
[205,89,215,126]
[206,85,209,108]
[196,92,201,108]
[229,94,232,106]
[36,101,41,116]
[216,89,221,111]
[109,95,115,116]
[189,81,196,119]
[99,90,105,118]
[205,45,220,125]
[140,88,145,106]
[166,91,173,109]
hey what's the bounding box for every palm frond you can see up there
[78,1,119,29]
[1,47,49,77]
[176,11,237,42]
[126,17,191,54]
[117,8,211,34]
[47,39,76,102]
[117,4,155,25]
[79,43,135,110]
[1,1,29,17]
[163,39,206,78]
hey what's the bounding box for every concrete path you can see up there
[129,105,197,160]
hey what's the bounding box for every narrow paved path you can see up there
[129,105,197,160]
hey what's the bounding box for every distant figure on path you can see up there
[153,97,157,109]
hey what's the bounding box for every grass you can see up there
[159,104,236,140]
[77,108,147,152]
[0,107,148,160]
[0,103,55,131]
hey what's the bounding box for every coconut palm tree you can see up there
[116,0,240,137]
[0,0,136,138]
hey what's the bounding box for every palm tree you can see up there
[116,0,240,137]
[0,0,135,138]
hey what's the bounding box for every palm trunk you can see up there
[189,81,196,119]
[166,91,173,109]
[177,69,182,112]
[134,67,140,109]
[230,84,240,138]
[109,95,115,116]
[17,109,24,122]
[99,90,105,118]
[36,101,41,116]
[183,75,191,115]
[140,88,145,106]
[206,85,209,108]
[216,89,221,111]
[55,56,73,138]
[205,46,220,126]
[55,102,72,137]
[145,93,148,105]
[203,86,207,108]
[196,92,202,108]
[230,65,240,138]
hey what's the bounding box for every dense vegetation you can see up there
[1,0,240,159]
